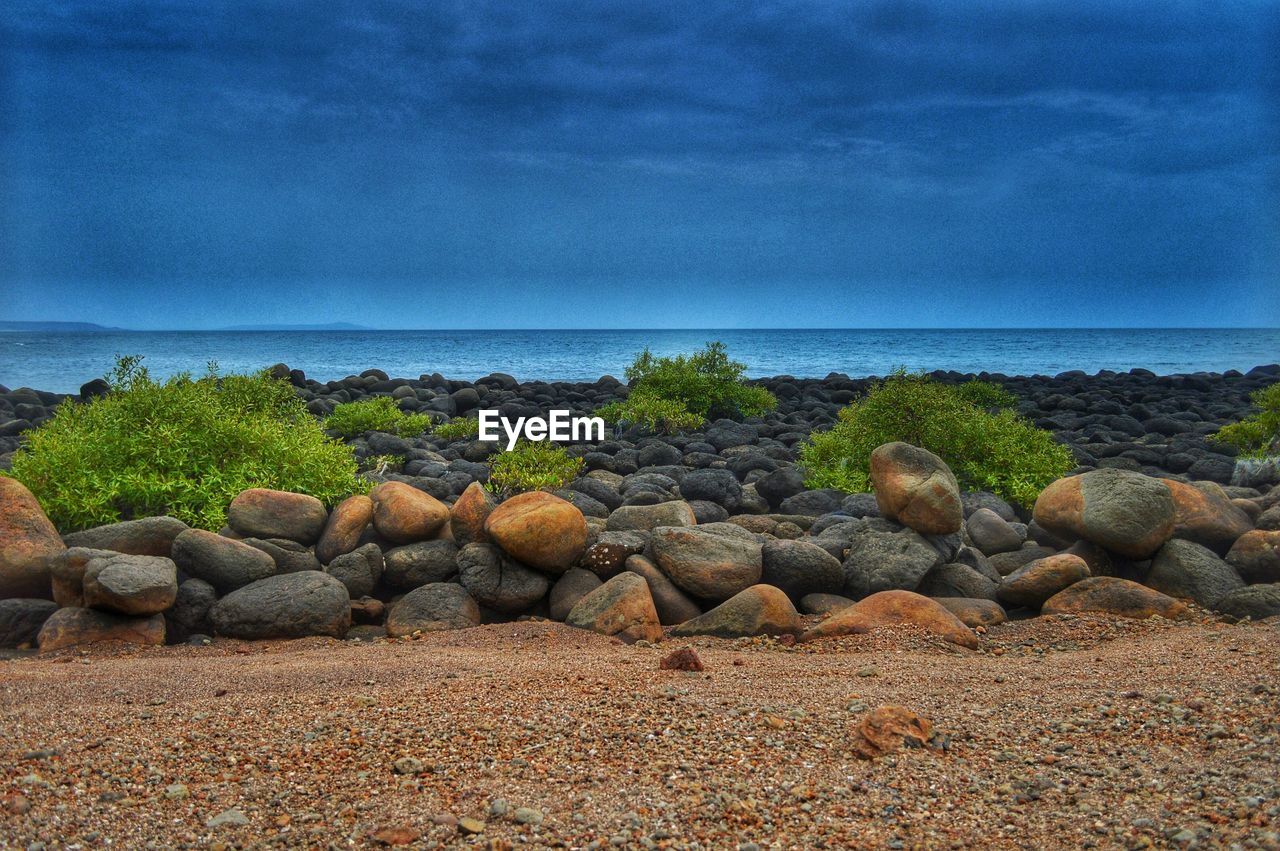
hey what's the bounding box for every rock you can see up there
[1213,583,1280,620]
[606,501,698,532]
[779,489,845,517]
[1161,479,1253,554]
[49,547,114,607]
[350,596,385,624]
[37,608,165,652]
[965,508,1023,556]
[800,590,978,649]
[671,584,801,638]
[227,489,328,544]
[0,598,58,648]
[565,572,663,644]
[799,592,855,616]
[82,554,178,616]
[933,597,1007,627]
[484,491,587,574]
[165,578,217,644]
[997,554,1090,610]
[171,529,276,593]
[679,469,742,511]
[1033,469,1176,559]
[316,495,374,564]
[1145,539,1244,609]
[324,543,384,598]
[1042,577,1190,620]
[759,539,844,600]
[841,526,942,598]
[650,525,763,602]
[870,442,962,535]
[0,477,64,599]
[549,568,603,621]
[755,466,806,508]
[370,481,450,544]
[207,809,249,829]
[989,544,1059,577]
[624,555,702,625]
[582,531,648,579]
[210,571,351,639]
[457,543,550,614]
[917,563,999,601]
[659,646,704,671]
[383,540,459,589]
[62,516,188,557]
[851,705,933,760]
[241,537,321,574]
[1225,530,1280,584]
[449,482,496,546]
[386,583,481,636]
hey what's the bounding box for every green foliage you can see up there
[954,379,1018,410]
[596,389,704,434]
[1211,381,1280,458]
[325,396,433,438]
[432,417,481,440]
[360,454,406,474]
[799,369,1073,507]
[487,441,584,497]
[7,356,361,532]
[621,341,777,421]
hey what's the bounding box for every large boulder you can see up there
[870,442,962,535]
[315,495,374,564]
[0,598,59,648]
[386,583,481,636]
[1161,479,1253,555]
[605,501,697,532]
[965,509,1023,556]
[679,469,742,511]
[456,543,550,614]
[1042,577,1190,620]
[650,526,763,602]
[171,529,276,593]
[671,585,800,638]
[997,554,1090,610]
[210,571,351,639]
[83,554,179,616]
[227,489,328,544]
[370,481,450,544]
[62,516,188,557]
[449,482,496,547]
[624,555,702,625]
[760,539,844,600]
[841,526,942,598]
[549,568,603,621]
[484,491,587,574]
[0,477,64,599]
[800,590,978,649]
[1145,539,1244,609]
[565,572,663,644]
[323,543,384,598]
[38,608,165,652]
[383,540,459,589]
[917,563,999,601]
[1225,530,1280,584]
[1033,469,1175,559]
[1213,583,1280,620]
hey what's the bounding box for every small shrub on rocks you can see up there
[325,396,433,438]
[432,417,480,440]
[799,370,1072,506]
[954,379,1018,410]
[596,390,704,434]
[6,356,361,531]
[487,441,584,497]
[1211,381,1280,458]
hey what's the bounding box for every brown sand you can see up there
[2,615,1277,849]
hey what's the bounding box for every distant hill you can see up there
[218,322,373,331]
[0,320,124,332]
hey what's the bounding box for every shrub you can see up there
[325,396,433,438]
[1211,381,1280,458]
[622,342,776,420]
[954,379,1018,410]
[6,356,361,532]
[360,454,406,474]
[432,417,481,441]
[799,369,1073,506]
[487,441,584,497]
[596,389,704,434]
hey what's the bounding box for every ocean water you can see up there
[1,328,1277,394]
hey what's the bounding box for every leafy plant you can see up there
[954,379,1018,410]
[6,356,361,531]
[361,454,406,474]
[624,342,776,420]
[432,417,481,440]
[1212,381,1280,458]
[799,369,1073,506]
[325,396,433,438]
[487,441,584,497]
[596,389,704,434]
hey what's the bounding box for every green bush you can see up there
[954,379,1018,410]
[325,396,433,438]
[6,356,362,532]
[596,389,704,434]
[1211,381,1280,458]
[799,370,1073,506]
[432,417,480,441]
[487,441,584,497]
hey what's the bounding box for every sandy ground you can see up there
[2,616,1278,850]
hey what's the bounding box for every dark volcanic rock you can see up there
[0,598,59,648]
[62,516,188,557]
[211,571,351,640]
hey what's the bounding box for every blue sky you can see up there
[1,1,1277,329]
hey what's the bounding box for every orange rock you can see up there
[1161,479,1253,554]
[851,705,933,759]
[370,482,450,544]
[565,572,663,643]
[227,488,328,544]
[800,589,978,649]
[1042,576,1190,620]
[0,477,63,600]
[870,442,962,535]
[1225,529,1280,584]
[1034,469,1175,559]
[37,607,165,652]
[933,597,1007,627]
[316,495,374,564]
[671,584,801,638]
[997,554,1090,610]
[484,491,587,574]
[450,482,497,547]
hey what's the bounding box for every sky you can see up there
[0,1,1277,329]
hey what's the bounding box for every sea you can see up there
[1,328,1278,394]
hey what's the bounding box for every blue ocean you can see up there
[1,328,1277,394]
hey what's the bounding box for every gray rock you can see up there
[798,592,855,616]
[1145,539,1244,609]
[386,583,481,636]
[760,539,844,599]
[324,543,384,598]
[241,538,321,574]
[165,578,217,644]
[62,516,188,557]
[210,571,351,639]
[549,568,603,621]
[383,540,459,589]
[457,543,550,614]
[624,554,701,625]
[650,525,763,602]
[989,544,1058,577]
[82,553,178,616]
[1213,583,1280,620]
[605,501,697,532]
[171,529,276,593]
[0,598,58,648]
[679,469,743,511]
[841,526,942,598]
[965,508,1024,556]
[917,562,999,601]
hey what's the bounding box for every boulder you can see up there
[241,538,321,574]
[989,544,1059,577]
[456,543,550,614]
[1213,583,1280,620]
[62,516,188,557]
[49,547,114,607]
[1225,530,1280,584]
[210,571,351,639]
[370,481,450,544]
[678,469,742,511]
[760,539,844,600]
[449,482,496,547]
[997,554,1090,610]
[171,529,276,593]
[842,526,942,598]
[965,508,1023,556]
[1042,577,1190,620]
[82,554,178,616]
[650,526,763,602]
[38,608,165,652]
[386,583,481,636]
[917,563,999,601]
[624,555,702,625]
[1161,479,1253,554]
[1033,469,1175,559]
[870,442,962,535]
[165,578,217,644]
[226,489,328,544]
[0,477,63,599]
[582,531,648,579]
[565,572,663,644]
[605,501,697,532]
[798,592,856,616]
[549,568,603,621]
[671,585,801,638]
[0,598,59,648]
[933,597,1007,628]
[1145,539,1244,609]
[800,590,978,649]
[484,491,587,574]
[316,495,374,564]
[383,540,459,589]
[324,543,384,598]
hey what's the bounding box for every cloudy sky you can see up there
[1,1,1276,328]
